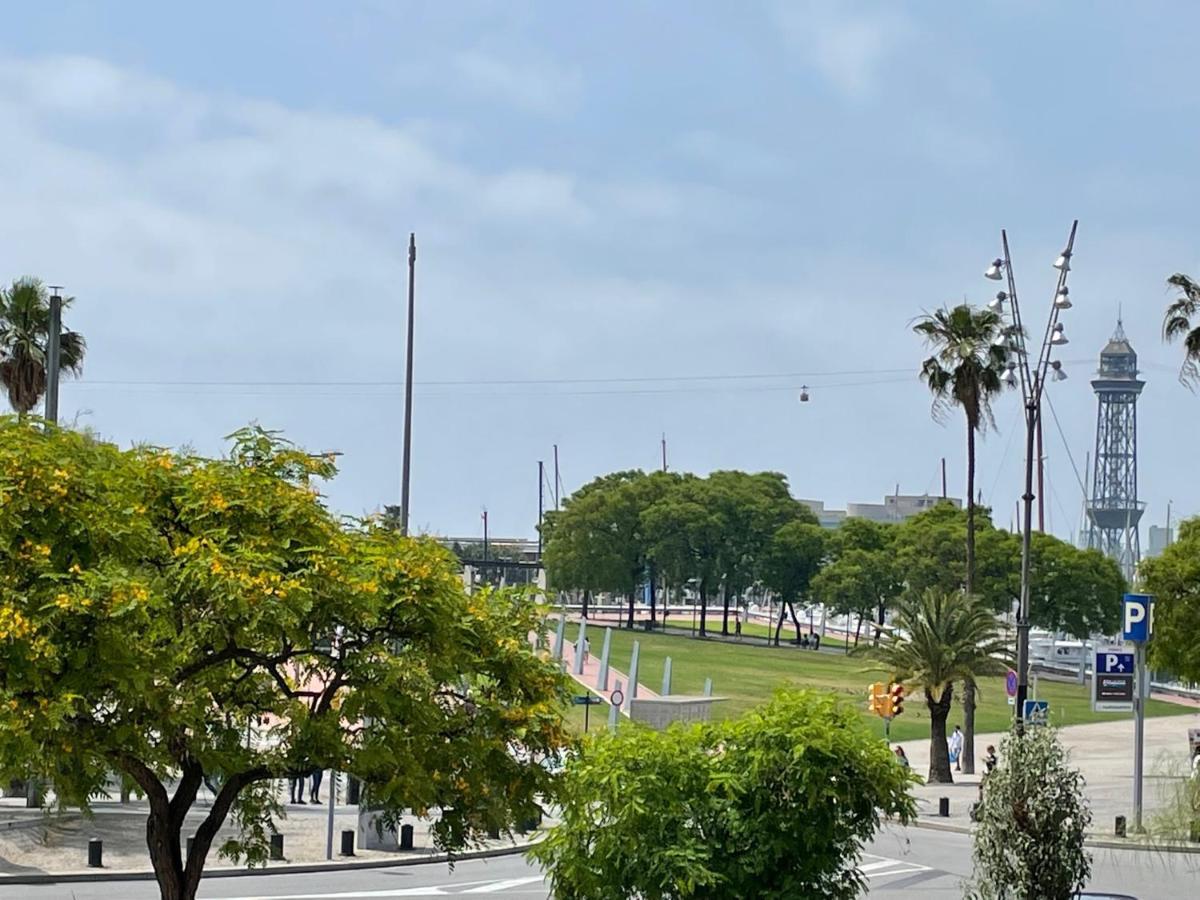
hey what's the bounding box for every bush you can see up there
[529,690,916,899]
[967,726,1091,899]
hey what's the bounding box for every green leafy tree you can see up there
[642,475,723,636]
[967,727,1091,900]
[914,304,1010,774]
[1163,273,1200,383]
[1141,517,1200,682]
[530,691,916,899]
[0,421,569,900]
[862,589,1010,784]
[0,278,86,415]
[812,518,901,648]
[760,519,826,646]
[1028,533,1125,637]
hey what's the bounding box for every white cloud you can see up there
[769,0,913,98]
[450,49,581,114]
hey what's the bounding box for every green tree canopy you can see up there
[812,518,901,646]
[0,278,86,415]
[0,421,568,900]
[530,691,915,899]
[1141,517,1200,682]
[1028,533,1125,637]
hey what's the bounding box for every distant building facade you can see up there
[1146,525,1174,559]
[800,492,962,528]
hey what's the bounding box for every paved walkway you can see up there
[557,629,658,715]
[899,712,1200,837]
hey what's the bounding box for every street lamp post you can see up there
[986,220,1077,727]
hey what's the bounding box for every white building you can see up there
[801,492,962,528]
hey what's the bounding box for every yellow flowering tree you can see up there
[0,419,568,900]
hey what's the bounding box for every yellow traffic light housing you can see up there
[889,682,905,718]
[868,682,886,716]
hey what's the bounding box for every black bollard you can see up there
[270,832,284,861]
[1115,815,1126,838]
[400,824,414,850]
[87,838,103,868]
[340,829,355,856]
[938,797,949,817]
[486,825,500,840]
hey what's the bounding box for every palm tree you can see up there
[1164,273,1200,384]
[913,303,1009,774]
[0,278,86,416]
[863,588,1010,784]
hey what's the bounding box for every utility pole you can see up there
[399,233,416,537]
[553,445,560,510]
[481,509,489,562]
[44,287,64,425]
[940,457,947,499]
[661,434,668,473]
[538,460,545,560]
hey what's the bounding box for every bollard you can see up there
[347,776,361,806]
[938,797,950,818]
[486,825,500,840]
[269,832,284,861]
[87,838,103,868]
[400,823,414,850]
[1114,815,1126,837]
[340,829,355,856]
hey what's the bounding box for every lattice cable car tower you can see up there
[1085,320,1145,581]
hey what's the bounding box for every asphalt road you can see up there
[2,827,1198,898]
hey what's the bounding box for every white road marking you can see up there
[860,854,932,880]
[459,876,544,893]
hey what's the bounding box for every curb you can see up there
[910,817,1200,855]
[0,814,80,834]
[0,833,541,885]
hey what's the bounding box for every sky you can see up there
[1,1,1198,543]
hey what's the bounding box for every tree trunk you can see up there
[926,684,954,784]
[721,582,730,636]
[582,589,590,619]
[648,565,657,625]
[963,421,978,774]
[788,601,803,643]
[873,600,886,646]
[773,599,786,647]
[962,678,977,776]
[853,613,863,647]
[627,590,634,629]
[698,580,708,637]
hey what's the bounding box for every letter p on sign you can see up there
[1122,593,1154,643]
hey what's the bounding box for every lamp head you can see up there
[1054,286,1072,310]
[1050,360,1067,382]
[1051,322,1069,345]
[985,259,1004,281]
[1053,251,1071,272]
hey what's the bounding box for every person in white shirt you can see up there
[948,725,964,772]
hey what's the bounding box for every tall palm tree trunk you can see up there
[962,423,978,775]
[926,685,954,784]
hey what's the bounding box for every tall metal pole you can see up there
[941,457,947,499]
[553,445,560,510]
[482,509,489,562]
[1015,397,1038,722]
[538,460,545,560]
[661,434,668,473]
[1133,640,1146,831]
[399,234,416,537]
[1036,412,1046,531]
[44,288,63,425]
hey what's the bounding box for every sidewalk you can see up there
[899,713,1200,839]
[0,786,539,878]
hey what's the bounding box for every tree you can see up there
[862,589,1010,784]
[0,421,569,900]
[642,476,723,637]
[1163,273,1200,384]
[812,518,901,648]
[967,727,1091,899]
[914,304,1010,775]
[0,278,86,415]
[530,690,915,899]
[1141,517,1200,683]
[760,520,826,646]
[1028,533,1125,638]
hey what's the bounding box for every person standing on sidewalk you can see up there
[948,725,964,773]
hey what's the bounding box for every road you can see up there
[2,827,1197,898]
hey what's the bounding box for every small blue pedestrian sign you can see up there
[1122,593,1154,643]
[1023,699,1049,726]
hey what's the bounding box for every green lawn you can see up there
[577,627,1192,744]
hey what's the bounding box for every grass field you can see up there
[564,627,1193,744]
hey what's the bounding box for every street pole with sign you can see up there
[1123,593,1154,832]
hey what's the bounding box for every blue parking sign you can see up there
[1122,594,1154,643]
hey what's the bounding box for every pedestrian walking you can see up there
[983,744,998,775]
[581,636,590,666]
[289,772,306,805]
[309,767,323,804]
[894,746,909,769]
[948,725,964,772]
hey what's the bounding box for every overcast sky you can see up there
[2,1,1197,542]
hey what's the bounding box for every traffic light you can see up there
[868,682,887,716]
[889,683,905,718]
